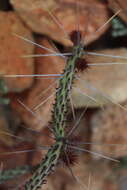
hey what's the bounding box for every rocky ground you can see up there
[0,0,127,190]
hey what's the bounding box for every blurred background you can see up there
[0,0,127,189]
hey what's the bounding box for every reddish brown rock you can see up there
[42,157,119,190]
[91,101,127,158]
[0,141,37,189]
[10,0,109,46]
[108,0,127,23]
[72,48,127,108]
[0,11,34,92]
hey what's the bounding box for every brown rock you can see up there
[10,37,65,131]
[108,0,127,23]
[0,141,37,189]
[91,101,127,158]
[72,48,127,108]
[0,11,34,92]
[10,0,109,46]
[44,157,119,190]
